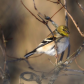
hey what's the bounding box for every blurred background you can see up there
[0,0,84,84]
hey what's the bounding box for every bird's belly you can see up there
[45,47,56,56]
[37,37,69,56]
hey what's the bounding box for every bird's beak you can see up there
[67,30,70,34]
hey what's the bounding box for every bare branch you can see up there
[33,0,44,18]
[75,0,84,15]
[75,59,84,71]
[50,6,64,19]
[64,0,68,26]
[21,0,43,23]
[0,25,7,72]
[58,73,84,77]
[64,68,84,73]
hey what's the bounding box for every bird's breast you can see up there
[57,37,69,54]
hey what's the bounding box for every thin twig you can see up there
[21,0,43,23]
[0,67,4,74]
[47,0,59,4]
[50,6,64,19]
[0,44,5,58]
[19,77,21,84]
[75,0,84,15]
[75,59,84,71]
[33,0,44,18]
[64,68,84,73]
[48,58,55,66]
[58,73,84,77]
[0,25,7,72]
[0,25,10,83]
[64,0,68,26]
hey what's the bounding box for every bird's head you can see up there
[57,25,70,37]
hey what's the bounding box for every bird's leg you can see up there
[54,47,59,65]
[55,54,58,65]
[54,43,58,65]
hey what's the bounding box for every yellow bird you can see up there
[24,25,70,61]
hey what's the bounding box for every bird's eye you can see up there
[63,29,65,31]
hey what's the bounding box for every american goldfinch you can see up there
[24,25,70,59]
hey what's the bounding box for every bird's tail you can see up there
[24,49,36,58]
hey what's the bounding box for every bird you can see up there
[24,25,70,62]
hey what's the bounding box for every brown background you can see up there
[0,0,84,84]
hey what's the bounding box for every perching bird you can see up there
[24,25,70,61]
